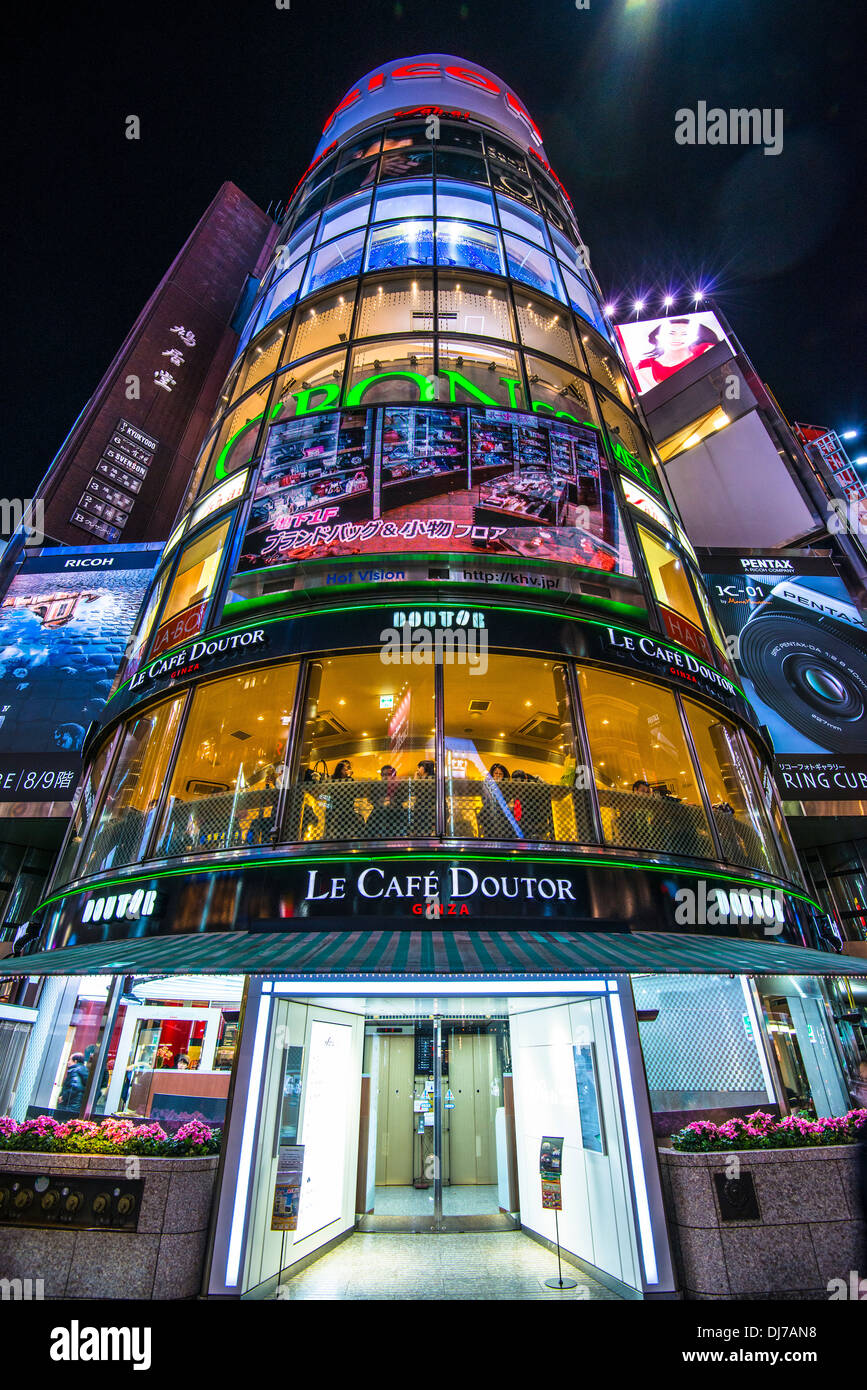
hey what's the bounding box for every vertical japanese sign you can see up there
[540,1134,564,1210]
[0,547,159,800]
[271,1145,305,1232]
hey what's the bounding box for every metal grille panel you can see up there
[597,789,713,858]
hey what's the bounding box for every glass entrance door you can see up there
[359,1011,518,1232]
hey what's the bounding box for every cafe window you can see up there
[637,525,705,634]
[437,275,514,342]
[356,276,435,338]
[682,699,783,874]
[150,518,231,660]
[747,739,804,884]
[284,655,436,842]
[53,730,122,886]
[81,698,184,875]
[156,665,299,857]
[577,667,714,858]
[443,656,592,844]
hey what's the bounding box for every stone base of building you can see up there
[659,1145,866,1299]
[0,1152,218,1299]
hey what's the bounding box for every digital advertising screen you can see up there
[701,553,867,800]
[0,547,159,800]
[236,405,633,579]
[614,311,733,396]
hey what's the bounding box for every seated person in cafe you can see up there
[322,759,368,839]
[478,763,518,840]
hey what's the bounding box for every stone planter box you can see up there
[0,1151,219,1299]
[659,1145,866,1300]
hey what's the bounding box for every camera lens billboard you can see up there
[235,405,633,579]
[702,553,867,800]
[0,547,159,800]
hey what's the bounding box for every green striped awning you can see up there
[1,930,866,979]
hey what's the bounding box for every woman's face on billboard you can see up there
[658,318,694,350]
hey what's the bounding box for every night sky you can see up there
[7,0,865,503]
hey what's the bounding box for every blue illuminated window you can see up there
[316,193,372,244]
[257,260,305,330]
[373,181,434,222]
[303,230,365,296]
[365,221,435,271]
[435,221,503,274]
[504,235,564,300]
[436,180,495,224]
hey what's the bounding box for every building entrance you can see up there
[358,1015,518,1232]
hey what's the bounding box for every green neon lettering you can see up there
[608,435,660,493]
[499,377,523,409]
[343,370,435,409]
[214,413,264,480]
[292,381,342,418]
[438,369,499,407]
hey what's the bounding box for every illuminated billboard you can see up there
[614,311,733,396]
[236,405,633,577]
[0,547,159,799]
[702,553,867,800]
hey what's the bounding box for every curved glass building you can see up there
[6,57,865,1303]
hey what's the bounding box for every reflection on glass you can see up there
[303,230,365,296]
[156,666,299,855]
[81,698,183,874]
[285,656,437,841]
[504,235,563,299]
[443,656,593,842]
[683,699,782,874]
[53,731,121,885]
[316,192,372,243]
[373,181,434,221]
[437,180,495,224]
[578,667,713,857]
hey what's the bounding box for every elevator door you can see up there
[374,1035,414,1186]
[447,1031,500,1185]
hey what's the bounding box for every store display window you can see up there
[242,410,374,566]
[435,220,503,275]
[443,656,592,843]
[380,404,469,497]
[156,666,299,856]
[504,235,563,300]
[149,517,232,660]
[80,698,184,875]
[577,667,714,858]
[303,230,366,297]
[437,275,513,342]
[355,276,435,338]
[683,700,783,874]
[93,976,244,1127]
[287,290,355,360]
[284,656,437,842]
[373,181,434,222]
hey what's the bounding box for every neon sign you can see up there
[321,61,545,147]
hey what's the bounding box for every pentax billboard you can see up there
[701,552,867,800]
[235,405,633,578]
[0,546,160,800]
